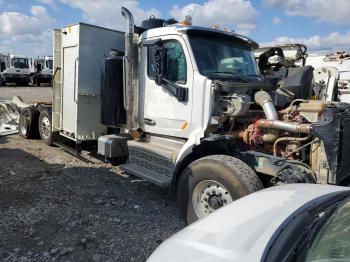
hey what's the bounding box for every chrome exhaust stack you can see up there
[121,7,139,130]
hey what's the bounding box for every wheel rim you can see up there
[192,180,233,219]
[19,114,28,136]
[40,116,51,139]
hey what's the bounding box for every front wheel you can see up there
[177,155,263,224]
[30,76,35,86]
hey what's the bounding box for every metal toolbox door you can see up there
[62,46,78,136]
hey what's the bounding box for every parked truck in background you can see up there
[0,54,30,86]
[18,7,350,224]
[306,52,350,103]
[30,56,53,86]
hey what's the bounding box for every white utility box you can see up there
[57,23,125,142]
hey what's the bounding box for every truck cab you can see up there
[138,26,259,140]
[31,56,53,86]
[0,54,30,86]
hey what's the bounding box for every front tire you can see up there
[177,155,263,224]
[38,108,53,145]
[30,76,35,86]
[19,107,40,138]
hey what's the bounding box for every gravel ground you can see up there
[0,87,185,262]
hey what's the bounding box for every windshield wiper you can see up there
[244,74,264,80]
[207,71,248,82]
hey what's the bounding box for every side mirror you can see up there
[154,46,165,86]
[37,63,42,72]
[0,62,5,72]
[142,38,164,85]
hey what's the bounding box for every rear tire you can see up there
[38,108,53,145]
[19,107,40,138]
[177,155,263,224]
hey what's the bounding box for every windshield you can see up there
[305,198,350,261]
[46,59,53,69]
[188,31,258,78]
[11,58,29,69]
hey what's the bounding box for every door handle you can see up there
[73,58,78,102]
[144,118,156,126]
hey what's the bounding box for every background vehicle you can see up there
[0,54,30,86]
[30,56,53,86]
[148,184,350,262]
[306,52,350,103]
[19,8,350,224]
[255,44,350,104]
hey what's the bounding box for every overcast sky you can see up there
[1,0,350,57]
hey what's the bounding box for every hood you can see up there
[148,184,349,262]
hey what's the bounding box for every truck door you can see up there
[141,36,193,138]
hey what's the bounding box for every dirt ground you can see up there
[0,86,52,103]
[0,87,185,262]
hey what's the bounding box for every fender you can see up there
[171,133,238,192]
[175,128,203,164]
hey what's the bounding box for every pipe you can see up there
[254,91,279,142]
[121,7,134,34]
[273,135,312,156]
[121,7,138,130]
[254,91,312,143]
[256,119,312,134]
[254,91,278,120]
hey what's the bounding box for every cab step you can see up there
[121,162,171,188]
[120,137,184,188]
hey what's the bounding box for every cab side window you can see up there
[148,40,187,84]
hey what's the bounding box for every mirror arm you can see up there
[160,78,188,102]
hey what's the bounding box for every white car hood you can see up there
[148,184,349,262]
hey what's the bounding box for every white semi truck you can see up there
[30,56,53,86]
[0,54,30,86]
[19,8,350,224]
